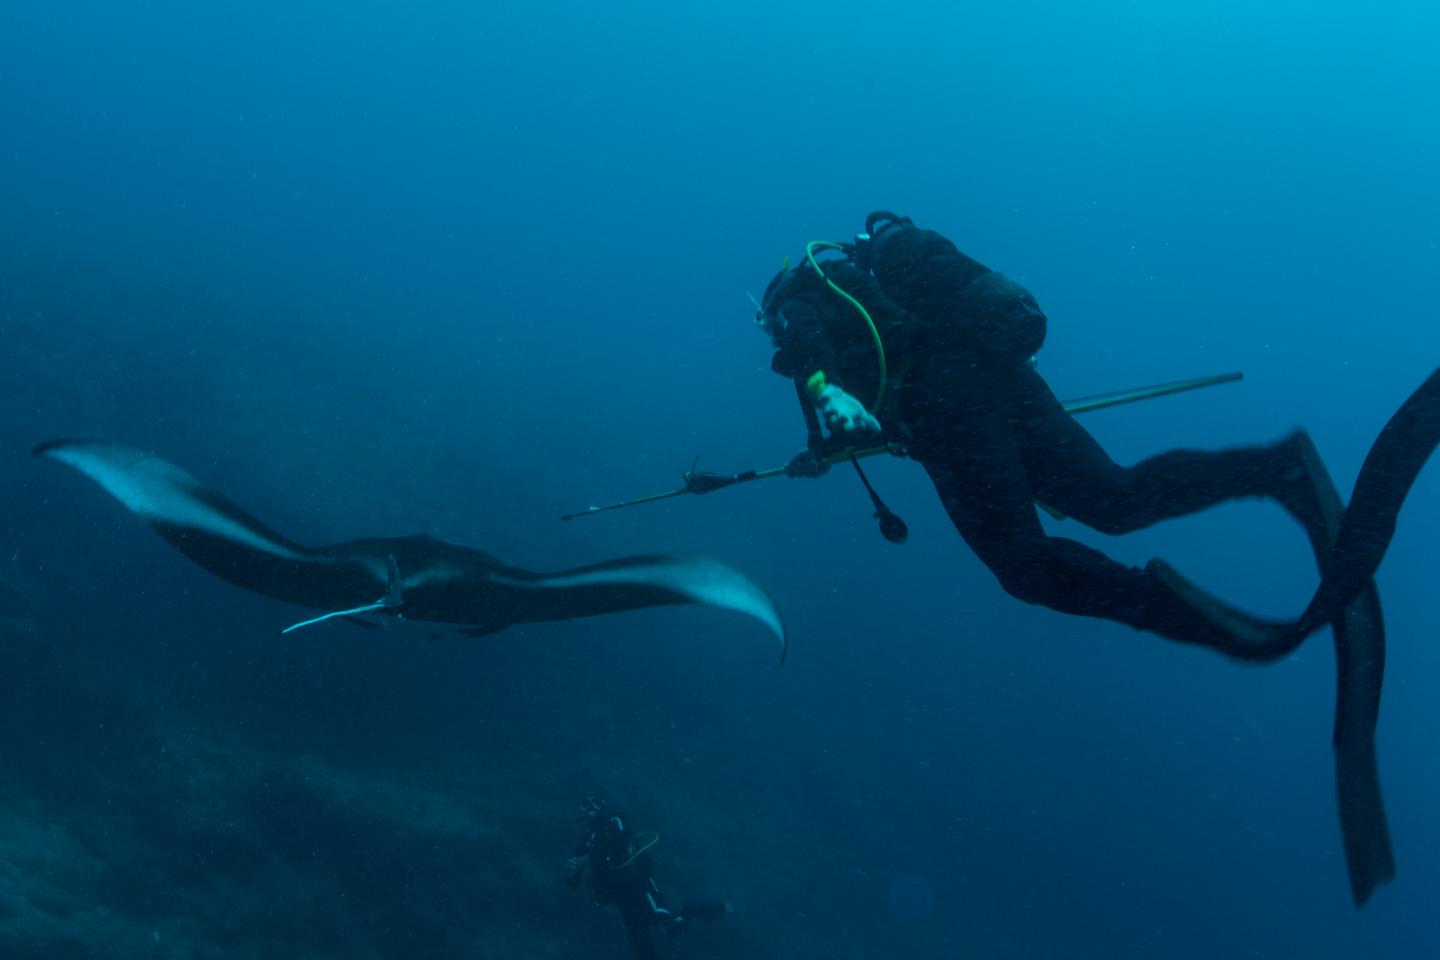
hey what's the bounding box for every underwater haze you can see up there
[2,1,1438,957]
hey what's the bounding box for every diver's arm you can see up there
[785,376,885,478]
[563,856,586,888]
[564,834,592,888]
[797,378,825,449]
[786,378,831,478]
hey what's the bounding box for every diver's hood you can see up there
[760,266,840,380]
[760,257,889,393]
[758,261,828,340]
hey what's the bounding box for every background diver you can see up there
[755,210,1382,662]
[565,795,728,959]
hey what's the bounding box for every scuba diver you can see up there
[564,795,728,959]
[756,214,1440,906]
[755,210,1380,661]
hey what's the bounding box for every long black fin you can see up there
[1295,365,1436,903]
[1332,585,1394,906]
[1287,433,1394,905]
[1303,366,1440,630]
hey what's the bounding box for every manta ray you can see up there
[34,440,787,659]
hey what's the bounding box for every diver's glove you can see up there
[786,374,882,479]
[785,446,830,479]
[813,382,882,438]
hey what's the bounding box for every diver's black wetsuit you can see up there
[902,337,1315,658]
[763,214,1345,659]
[585,844,669,960]
[568,807,725,960]
[760,214,1440,905]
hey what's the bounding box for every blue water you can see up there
[2,1,1437,957]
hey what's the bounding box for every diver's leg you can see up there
[642,881,686,938]
[1010,366,1379,651]
[922,440,1296,661]
[617,899,661,960]
[1009,366,1332,550]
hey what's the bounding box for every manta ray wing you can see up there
[35,439,386,610]
[503,554,788,660]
